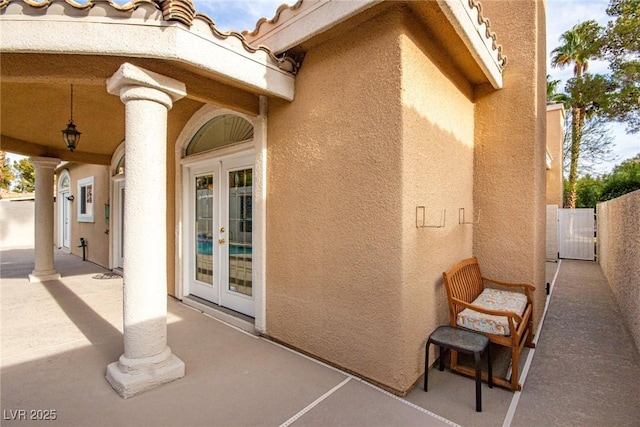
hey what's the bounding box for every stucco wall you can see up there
[267,8,405,392]
[399,14,475,390]
[54,163,110,267]
[473,0,547,330]
[597,190,640,353]
[267,6,477,395]
[546,104,564,207]
[0,200,34,249]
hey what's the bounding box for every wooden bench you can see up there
[442,257,535,391]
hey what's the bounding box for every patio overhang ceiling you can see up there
[0,0,296,164]
[242,0,505,90]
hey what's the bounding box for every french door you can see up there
[184,153,255,317]
[114,180,125,269]
[59,191,71,250]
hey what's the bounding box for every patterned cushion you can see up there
[456,288,528,336]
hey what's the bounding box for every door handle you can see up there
[218,238,226,245]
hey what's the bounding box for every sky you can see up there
[545,0,639,173]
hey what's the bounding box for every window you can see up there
[77,176,94,222]
[58,171,70,191]
[114,155,125,176]
[186,115,254,155]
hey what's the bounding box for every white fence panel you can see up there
[546,205,559,261]
[558,208,595,260]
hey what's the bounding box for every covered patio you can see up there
[2,248,639,426]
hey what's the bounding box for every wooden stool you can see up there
[424,325,493,412]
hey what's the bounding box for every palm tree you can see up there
[551,21,602,208]
[546,75,569,105]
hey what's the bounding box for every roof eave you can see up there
[437,0,505,89]
[243,0,385,54]
[0,1,295,100]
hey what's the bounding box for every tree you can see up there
[0,151,15,192]
[569,174,605,208]
[12,158,35,193]
[547,75,569,104]
[551,20,605,208]
[563,115,617,176]
[601,0,640,133]
[568,154,640,207]
[600,154,640,200]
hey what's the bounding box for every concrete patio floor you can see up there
[2,248,639,426]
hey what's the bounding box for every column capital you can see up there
[107,63,186,108]
[29,156,61,169]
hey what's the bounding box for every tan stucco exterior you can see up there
[597,190,640,353]
[265,3,526,395]
[473,0,547,331]
[546,104,565,207]
[3,0,547,398]
[399,11,475,391]
[267,7,407,391]
[54,163,110,267]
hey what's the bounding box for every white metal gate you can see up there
[558,208,595,260]
[546,205,559,262]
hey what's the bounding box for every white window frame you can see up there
[77,176,94,222]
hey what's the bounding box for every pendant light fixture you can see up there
[62,84,81,152]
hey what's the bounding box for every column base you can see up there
[28,270,61,283]
[106,346,185,399]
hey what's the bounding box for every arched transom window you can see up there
[114,155,125,176]
[58,170,70,191]
[186,114,254,156]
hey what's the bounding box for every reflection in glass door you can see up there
[195,175,214,285]
[114,180,125,270]
[189,169,218,304]
[227,168,253,297]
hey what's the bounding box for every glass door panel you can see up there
[118,186,125,269]
[228,168,253,297]
[62,192,71,249]
[195,174,214,285]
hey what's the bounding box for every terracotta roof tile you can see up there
[468,0,507,69]
[0,0,300,74]
[242,0,303,38]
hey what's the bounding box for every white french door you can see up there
[59,191,71,250]
[184,153,255,317]
[114,180,125,269]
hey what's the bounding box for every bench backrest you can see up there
[443,257,484,319]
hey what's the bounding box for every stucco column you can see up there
[105,63,186,398]
[28,156,61,283]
